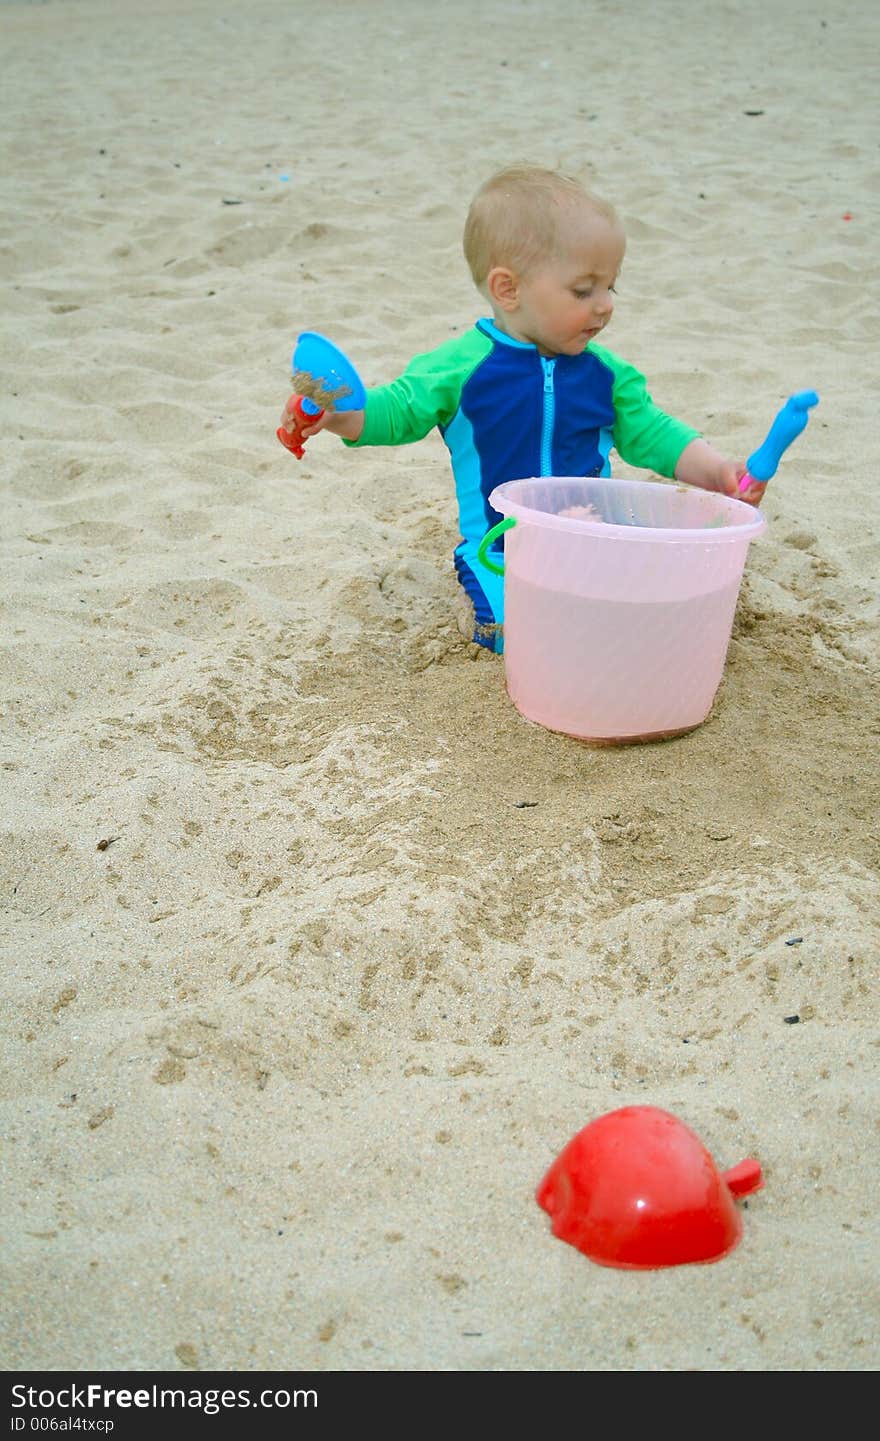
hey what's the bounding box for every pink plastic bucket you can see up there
[482,476,766,744]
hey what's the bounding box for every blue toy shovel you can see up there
[277,331,366,458]
[738,389,819,492]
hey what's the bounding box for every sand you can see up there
[1,0,878,1374]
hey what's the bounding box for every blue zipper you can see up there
[540,357,556,474]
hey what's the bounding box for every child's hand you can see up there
[713,457,768,507]
[675,441,763,507]
[734,470,766,507]
[715,459,766,508]
[277,395,365,456]
[300,408,365,442]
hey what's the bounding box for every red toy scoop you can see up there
[536,1106,763,1269]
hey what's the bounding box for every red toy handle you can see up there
[722,1158,764,1197]
[277,394,325,459]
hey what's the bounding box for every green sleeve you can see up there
[590,343,701,477]
[344,330,493,449]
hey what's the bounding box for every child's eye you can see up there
[573,285,618,299]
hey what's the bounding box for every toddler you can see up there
[283,165,761,652]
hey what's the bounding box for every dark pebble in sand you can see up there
[783,1014,800,1024]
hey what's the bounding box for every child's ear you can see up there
[486,266,520,312]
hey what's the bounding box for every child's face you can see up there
[496,212,625,357]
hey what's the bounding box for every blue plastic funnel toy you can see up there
[277,331,366,458]
[739,389,819,492]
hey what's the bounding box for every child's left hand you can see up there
[731,467,765,507]
[675,441,764,508]
[713,458,765,507]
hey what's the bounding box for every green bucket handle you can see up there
[476,516,516,576]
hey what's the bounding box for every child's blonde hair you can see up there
[463,165,619,290]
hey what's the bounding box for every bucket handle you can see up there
[476,516,516,576]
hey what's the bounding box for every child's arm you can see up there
[292,331,494,453]
[284,363,442,450]
[594,345,762,507]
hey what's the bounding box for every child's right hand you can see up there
[303,407,365,442]
[277,394,365,457]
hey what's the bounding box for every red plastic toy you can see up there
[276,331,365,460]
[277,394,324,459]
[536,1105,763,1269]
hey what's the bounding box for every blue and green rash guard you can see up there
[346,318,699,651]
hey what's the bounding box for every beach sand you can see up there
[1,0,878,1373]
